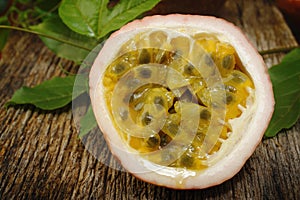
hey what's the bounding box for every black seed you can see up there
[126,78,140,88]
[200,109,211,120]
[120,110,128,121]
[168,106,176,114]
[159,132,172,147]
[142,112,153,125]
[129,91,144,104]
[188,145,195,153]
[222,55,234,69]
[225,94,234,104]
[134,102,144,111]
[139,68,152,78]
[205,54,214,66]
[147,135,160,148]
[132,91,143,100]
[111,63,126,74]
[225,85,237,93]
[154,96,164,107]
[232,73,246,83]
[172,50,183,60]
[180,89,195,102]
[139,49,151,64]
[184,64,195,75]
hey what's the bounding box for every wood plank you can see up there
[0,0,299,199]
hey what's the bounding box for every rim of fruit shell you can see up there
[89,14,274,189]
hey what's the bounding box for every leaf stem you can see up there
[259,45,300,55]
[0,25,93,51]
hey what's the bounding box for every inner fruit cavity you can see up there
[102,30,254,170]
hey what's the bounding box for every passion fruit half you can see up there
[89,15,274,189]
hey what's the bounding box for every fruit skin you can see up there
[89,14,274,189]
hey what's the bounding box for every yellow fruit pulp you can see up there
[102,31,254,170]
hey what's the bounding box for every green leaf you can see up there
[30,15,97,62]
[0,16,9,51]
[265,48,300,137]
[6,75,87,110]
[59,0,160,39]
[0,28,9,50]
[79,105,97,138]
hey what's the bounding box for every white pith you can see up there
[89,15,274,189]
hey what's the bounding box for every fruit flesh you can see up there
[102,30,254,170]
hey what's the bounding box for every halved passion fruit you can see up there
[89,15,274,189]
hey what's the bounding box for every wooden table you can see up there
[0,0,299,199]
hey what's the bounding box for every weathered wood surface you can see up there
[0,0,299,199]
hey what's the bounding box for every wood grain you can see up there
[0,0,299,199]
